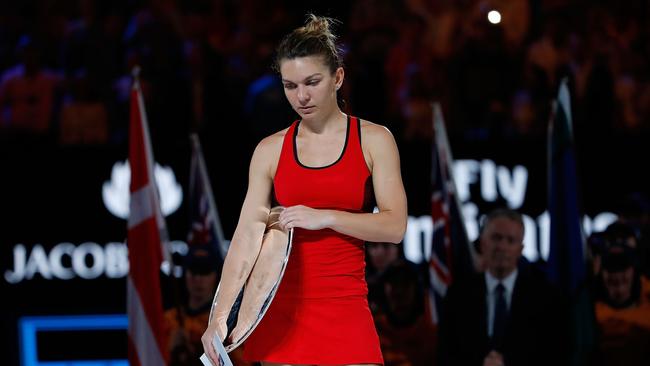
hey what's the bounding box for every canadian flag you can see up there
[127,71,170,366]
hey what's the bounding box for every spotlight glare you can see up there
[487,10,501,24]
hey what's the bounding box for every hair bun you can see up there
[304,14,335,37]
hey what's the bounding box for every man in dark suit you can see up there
[437,208,568,366]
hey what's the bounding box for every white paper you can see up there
[199,334,233,366]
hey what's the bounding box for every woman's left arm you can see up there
[278,124,407,243]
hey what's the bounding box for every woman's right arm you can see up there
[201,135,280,362]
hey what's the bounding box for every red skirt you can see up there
[243,295,383,365]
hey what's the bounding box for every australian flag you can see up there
[429,103,477,323]
[188,133,228,261]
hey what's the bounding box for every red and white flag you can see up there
[127,71,169,366]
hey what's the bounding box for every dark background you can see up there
[1,0,649,364]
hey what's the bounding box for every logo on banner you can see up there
[4,241,189,284]
[102,160,183,219]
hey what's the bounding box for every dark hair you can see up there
[601,245,636,272]
[273,14,343,74]
[604,221,638,244]
[184,245,222,275]
[479,208,525,236]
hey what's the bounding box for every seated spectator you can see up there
[594,242,650,365]
[437,208,568,366]
[165,245,252,366]
[58,71,108,145]
[373,260,436,366]
[0,36,62,139]
[366,241,401,312]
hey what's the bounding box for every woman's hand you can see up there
[278,205,332,231]
[200,316,228,365]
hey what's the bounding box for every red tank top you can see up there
[273,115,375,299]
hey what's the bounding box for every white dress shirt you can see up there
[485,269,518,337]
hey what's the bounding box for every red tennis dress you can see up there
[243,115,383,365]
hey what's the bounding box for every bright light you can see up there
[487,10,501,24]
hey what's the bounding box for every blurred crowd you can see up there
[2,1,650,365]
[1,0,649,149]
[165,207,650,365]
[364,211,650,366]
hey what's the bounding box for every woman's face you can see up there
[279,55,343,120]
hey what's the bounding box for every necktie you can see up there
[492,283,507,348]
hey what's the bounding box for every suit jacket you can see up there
[437,265,569,366]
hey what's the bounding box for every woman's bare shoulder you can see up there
[251,127,289,176]
[256,127,288,153]
[358,119,396,144]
